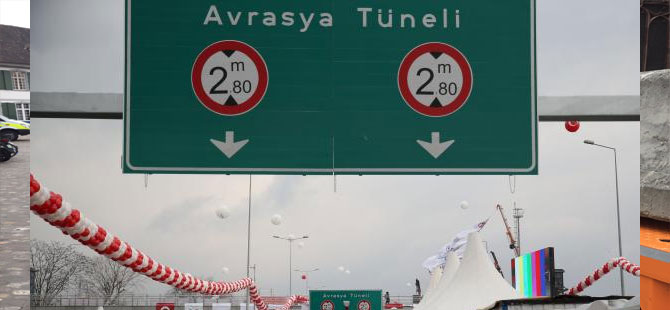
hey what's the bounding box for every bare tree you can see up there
[79,256,141,305]
[30,240,87,306]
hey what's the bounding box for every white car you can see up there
[0,115,30,141]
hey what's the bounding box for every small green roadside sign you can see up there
[310,290,382,310]
[124,0,537,175]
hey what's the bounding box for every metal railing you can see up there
[32,294,416,307]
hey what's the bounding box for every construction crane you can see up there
[496,204,520,257]
[490,251,504,277]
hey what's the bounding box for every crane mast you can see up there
[496,204,520,257]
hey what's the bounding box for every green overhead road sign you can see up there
[310,290,382,310]
[124,0,537,175]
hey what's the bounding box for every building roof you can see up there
[0,25,30,68]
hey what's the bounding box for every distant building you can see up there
[0,24,30,121]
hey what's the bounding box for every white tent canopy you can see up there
[418,232,521,310]
[415,251,460,309]
[424,266,443,298]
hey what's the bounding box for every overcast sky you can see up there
[31,119,640,297]
[0,0,29,28]
[29,0,640,299]
[30,0,639,96]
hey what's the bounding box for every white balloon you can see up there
[406,282,412,287]
[338,266,345,272]
[459,201,469,210]
[271,214,282,225]
[222,267,230,274]
[345,270,351,274]
[216,206,231,219]
[297,241,305,248]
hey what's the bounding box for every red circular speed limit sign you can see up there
[398,42,473,117]
[192,40,269,116]
[357,300,371,310]
[321,300,335,310]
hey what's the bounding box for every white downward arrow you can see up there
[417,132,454,159]
[210,131,249,158]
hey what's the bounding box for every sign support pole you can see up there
[247,175,252,310]
[332,137,336,193]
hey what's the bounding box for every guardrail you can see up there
[32,295,417,307]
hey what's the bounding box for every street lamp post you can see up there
[215,175,253,310]
[273,235,309,296]
[583,139,625,296]
[295,268,319,294]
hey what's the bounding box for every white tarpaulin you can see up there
[422,232,520,310]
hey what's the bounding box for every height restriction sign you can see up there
[398,42,473,117]
[192,41,269,116]
[124,0,537,175]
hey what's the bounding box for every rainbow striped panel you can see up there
[511,247,555,298]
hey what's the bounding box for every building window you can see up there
[11,72,27,90]
[15,103,30,121]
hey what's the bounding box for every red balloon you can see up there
[565,121,580,132]
[301,274,307,280]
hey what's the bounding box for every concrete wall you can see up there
[641,69,670,221]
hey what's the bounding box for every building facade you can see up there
[641,0,670,71]
[0,24,30,121]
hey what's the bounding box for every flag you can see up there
[422,218,489,272]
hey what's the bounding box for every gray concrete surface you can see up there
[0,137,31,309]
[641,69,670,221]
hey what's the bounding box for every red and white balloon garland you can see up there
[29,174,307,310]
[567,257,640,295]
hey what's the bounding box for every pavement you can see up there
[0,137,31,309]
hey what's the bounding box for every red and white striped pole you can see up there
[29,174,308,310]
